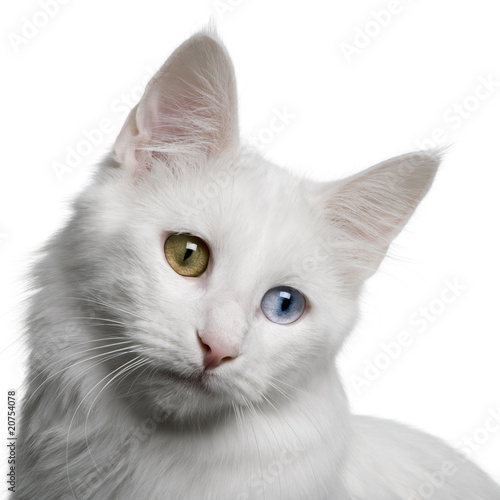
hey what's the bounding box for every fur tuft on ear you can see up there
[115,30,239,172]
[317,150,441,282]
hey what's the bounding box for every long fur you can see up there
[15,31,500,500]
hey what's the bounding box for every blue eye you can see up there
[260,286,306,325]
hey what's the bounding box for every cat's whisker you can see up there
[125,359,152,396]
[66,322,128,330]
[67,316,133,327]
[65,356,142,497]
[241,396,269,487]
[260,382,328,464]
[255,388,280,414]
[147,364,161,385]
[26,339,134,376]
[82,357,149,476]
[268,375,307,396]
[71,336,134,344]
[24,343,139,407]
[54,293,148,324]
[25,339,136,391]
[63,294,151,323]
[243,384,314,475]
[55,348,147,404]
[266,378,296,403]
[64,340,135,356]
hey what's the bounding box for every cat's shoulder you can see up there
[341,414,500,500]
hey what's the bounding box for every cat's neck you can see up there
[107,364,348,477]
[97,363,353,499]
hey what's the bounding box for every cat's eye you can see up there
[260,286,306,325]
[164,233,210,277]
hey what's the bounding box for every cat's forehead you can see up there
[147,155,323,285]
[168,157,317,241]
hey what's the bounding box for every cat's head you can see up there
[63,32,439,422]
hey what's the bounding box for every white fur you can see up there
[15,31,500,500]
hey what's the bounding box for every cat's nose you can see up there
[199,299,246,370]
[198,332,240,370]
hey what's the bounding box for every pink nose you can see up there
[198,332,240,370]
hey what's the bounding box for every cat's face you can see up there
[72,32,438,422]
[84,153,358,421]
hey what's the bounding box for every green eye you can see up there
[164,233,210,277]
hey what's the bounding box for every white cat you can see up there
[15,31,500,500]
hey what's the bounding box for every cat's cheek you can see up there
[256,315,309,363]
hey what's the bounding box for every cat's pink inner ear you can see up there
[115,31,239,171]
[115,106,144,169]
[320,151,440,279]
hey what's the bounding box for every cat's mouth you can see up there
[157,367,209,388]
[155,365,238,400]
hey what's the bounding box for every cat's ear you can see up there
[317,151,440,282]
[115,31,239,172]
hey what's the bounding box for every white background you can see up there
[1,0,499,496]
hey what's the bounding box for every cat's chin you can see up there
[123,362,265,424]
